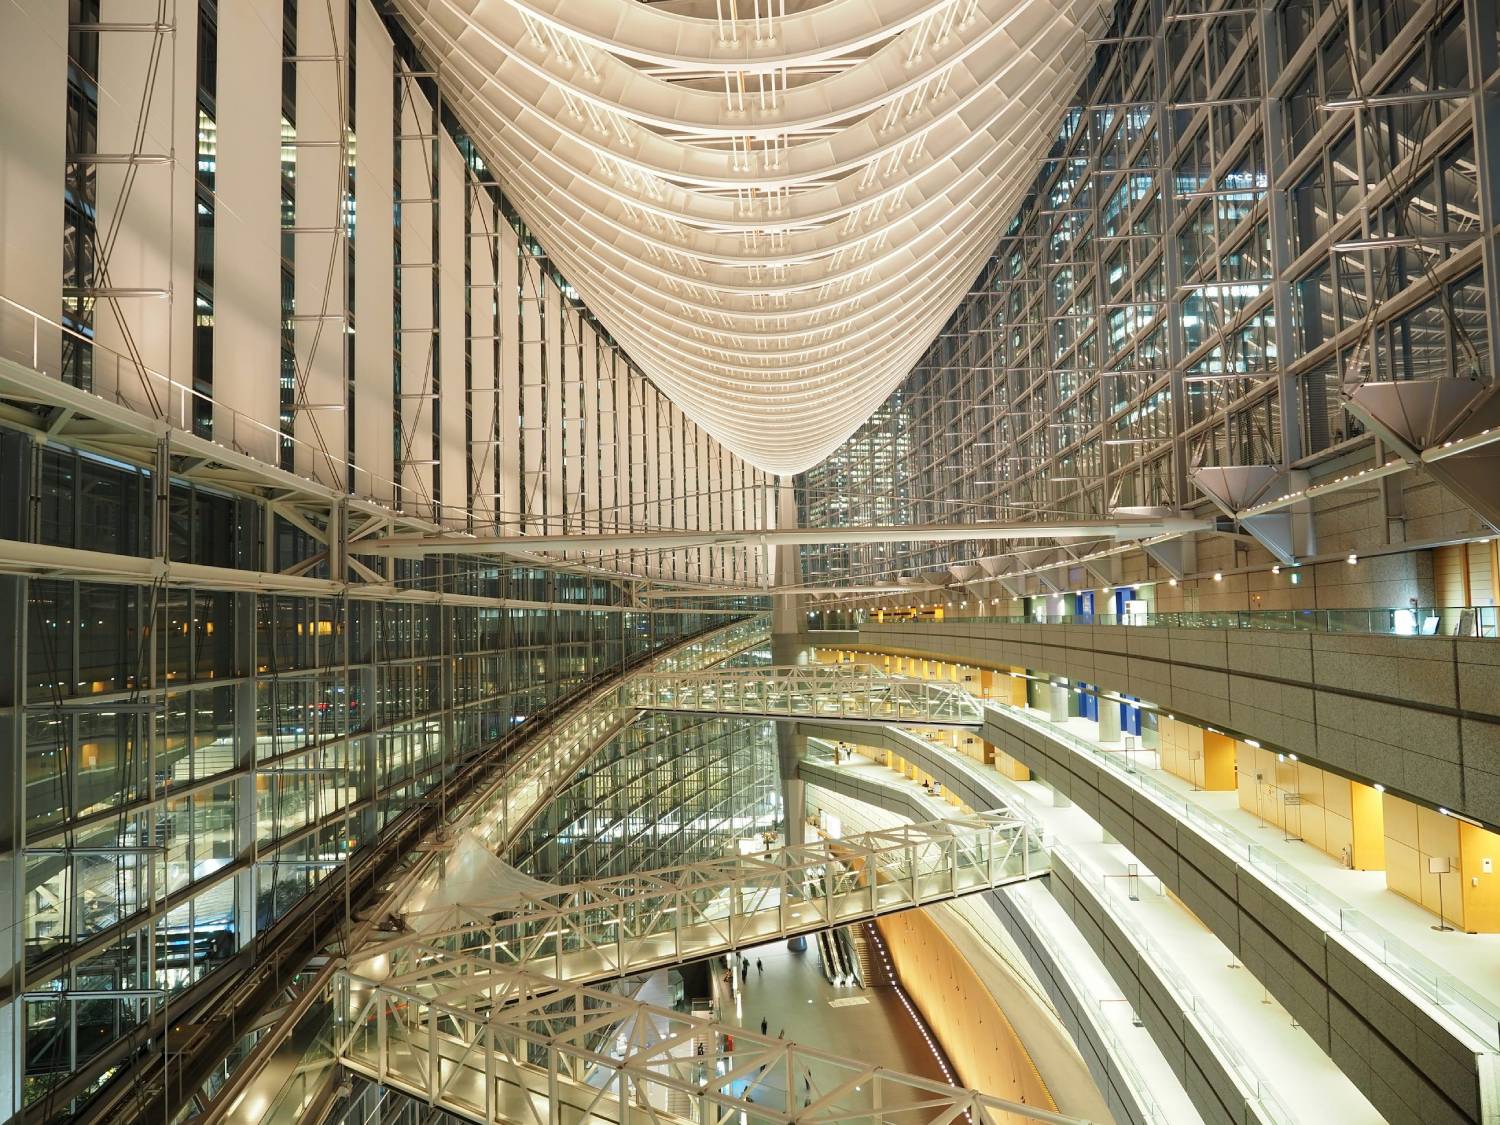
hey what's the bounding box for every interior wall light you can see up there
[1347,553,1358,565]
[1168,577,1178,587]
[1290,573,1300,585]
[1213,571,1223,582]
[1373,783,1385,792]
[1271,565,1280,575]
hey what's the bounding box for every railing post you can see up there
[485,1022,496,1122]
[548,1046,562,1125]
[428,1001,439,1104]
[377,990,388,1083]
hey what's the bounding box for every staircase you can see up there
[851,922,892,987]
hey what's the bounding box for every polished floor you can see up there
[717,935,950,1110]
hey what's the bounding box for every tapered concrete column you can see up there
[1048,684,1071,723]
[1098,699,1122,745]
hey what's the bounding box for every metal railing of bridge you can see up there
[333,964,1083,1125]
[354,813,1039,990]
[623,664,985,727]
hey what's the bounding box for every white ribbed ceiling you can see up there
[399,0,1109,474]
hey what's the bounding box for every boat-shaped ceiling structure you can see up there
[397,0,1109,474]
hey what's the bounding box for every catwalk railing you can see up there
[354,813,1041,989]
[623,664,985,727]
[849,605,1500,639]
[333,968,1083,1125]
[332,815,1061,1125]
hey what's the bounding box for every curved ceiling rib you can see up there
[399,0,1109,473]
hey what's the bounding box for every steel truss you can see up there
[624,665,985,729]
[798,0,1500,598]
[332,814,1056,1125]
[334,965,1079,1125]
[360,813,1035,988]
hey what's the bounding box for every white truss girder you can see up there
[624,664,985,727]
[357,812,1036,989]
[335,815,1064,1124]
[395,0,1109,472]
[335,965,1082,1125]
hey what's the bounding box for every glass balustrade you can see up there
[987,703,1500,1053]
[852,605,1500,638]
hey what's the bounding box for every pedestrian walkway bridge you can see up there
[334,815,1065,1125]
[357,813,1040,989]
[333,964,1080,1125]
[622,664,985,728]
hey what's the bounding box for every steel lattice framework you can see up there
[332,815,1058,1125]
[392,0,1110,472]
[356,812,1036,987]
[624,663,986,727]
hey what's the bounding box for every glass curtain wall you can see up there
[799,0,1498,587]
[509,713,780,885]
[0,432,735,1108]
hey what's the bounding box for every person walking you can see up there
[760,1017,768,1035]
[741,960,749,982]
[756,958,764,974]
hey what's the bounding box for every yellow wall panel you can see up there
[876,911,1055,1110]
[1460,822,1500,933]
[1350,782,1386,871]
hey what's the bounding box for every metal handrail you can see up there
[78,614,769,1125]
[334,966,1086,1125]
[859,605,1500,638]
[986,701,1500,1054]
[359,812,1036,989]
[0,293,417,509]
[624,663,986,726]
